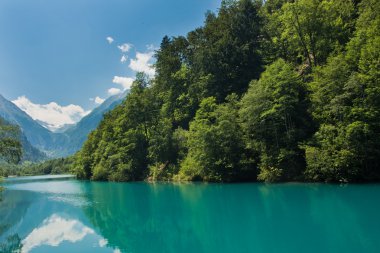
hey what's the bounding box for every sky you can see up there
[0,0,220,130]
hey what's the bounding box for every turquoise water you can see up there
[0,175,379,253]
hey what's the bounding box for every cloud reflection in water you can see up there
[21,214,94,253]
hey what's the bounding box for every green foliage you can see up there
[0,117,22,164]
[240,59,312,181]
[304,0,380,182]
[257,166,283,183]
[74,74,152,181]
[0,157,74,178]
[23,157,74,175]
[179,96,249,181]
[73,0,380,183]
[188,0,264,100]
[265,0,356,68]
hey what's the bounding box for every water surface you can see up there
[1,175,379,253]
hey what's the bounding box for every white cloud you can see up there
[21,215,94,253]
[146,44,158,51]
[108,88,122,95]
[118,43,132,53]
[94,96,105,104]
[120,55,127,63]
[129,51,156,77]
[114,249,121,253]
[90,96,105,105]
[12,96,90,132]
[106,36,114,44]
[112,76,134,90]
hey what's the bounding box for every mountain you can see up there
[0,94,55,152]
[0,92,127,158]
[35,120,75,133]
[0,116,46,162]
[51,91,128,157]
[52,123,75,133]
[19,131,47,162]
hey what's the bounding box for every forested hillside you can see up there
[74,0,379,182]
[0,117,45,164]
[0,92,127,158]
[0,118,22,165]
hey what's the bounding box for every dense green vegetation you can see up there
[74,0,379,182]
[0,116,46,163]
[0,118,22,190]
[0,117,65,179]
[0,118,22,165]
[0,117,71,177]
[0,157,73,177]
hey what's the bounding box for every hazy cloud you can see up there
[12,96,90,131]
[106,36,114,44]
[120,55,127,63]
[90,96,105,105]
[118,43,132,53]
[108,88,122,95]
[146,44,158,51]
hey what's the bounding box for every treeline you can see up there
[0,117,22,165]
[0,116,71,177]
[0,117,21,188]
[0,157,73,177]
[0,116,46,166]
[74,0,380,182]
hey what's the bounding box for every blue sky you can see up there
[0,0,220,129]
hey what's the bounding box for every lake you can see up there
[0,175,379,253]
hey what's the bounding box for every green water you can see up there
[0,175,379,253]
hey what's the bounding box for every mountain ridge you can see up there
[0,91,128,159]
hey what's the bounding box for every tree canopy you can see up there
[0,118,22,165]
[74,0,380,183]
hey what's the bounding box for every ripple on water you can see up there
[47,194,91,207]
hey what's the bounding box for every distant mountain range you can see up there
[50,91,128,157]
[0,91,127,160]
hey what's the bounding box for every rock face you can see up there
[0,91,128,159]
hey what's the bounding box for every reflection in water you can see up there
[0,234,22,253]
[1,176,380,253]
[0,177,120,253]
[81,182,380,253]
[21,214,94,253]
[0,190,28,253]
[6,179,82,195]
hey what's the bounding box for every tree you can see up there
[74,74,153,181]
[72,0,379,183]
[179,96,249,181]
[240,59,313,182]
[305,0,380,181]
[0,118,22,164]
[268,0,356,68]
[188,0,264,100]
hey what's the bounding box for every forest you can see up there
[0,118,22,165]
[9,0,380,183]
[0,118,72,177]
